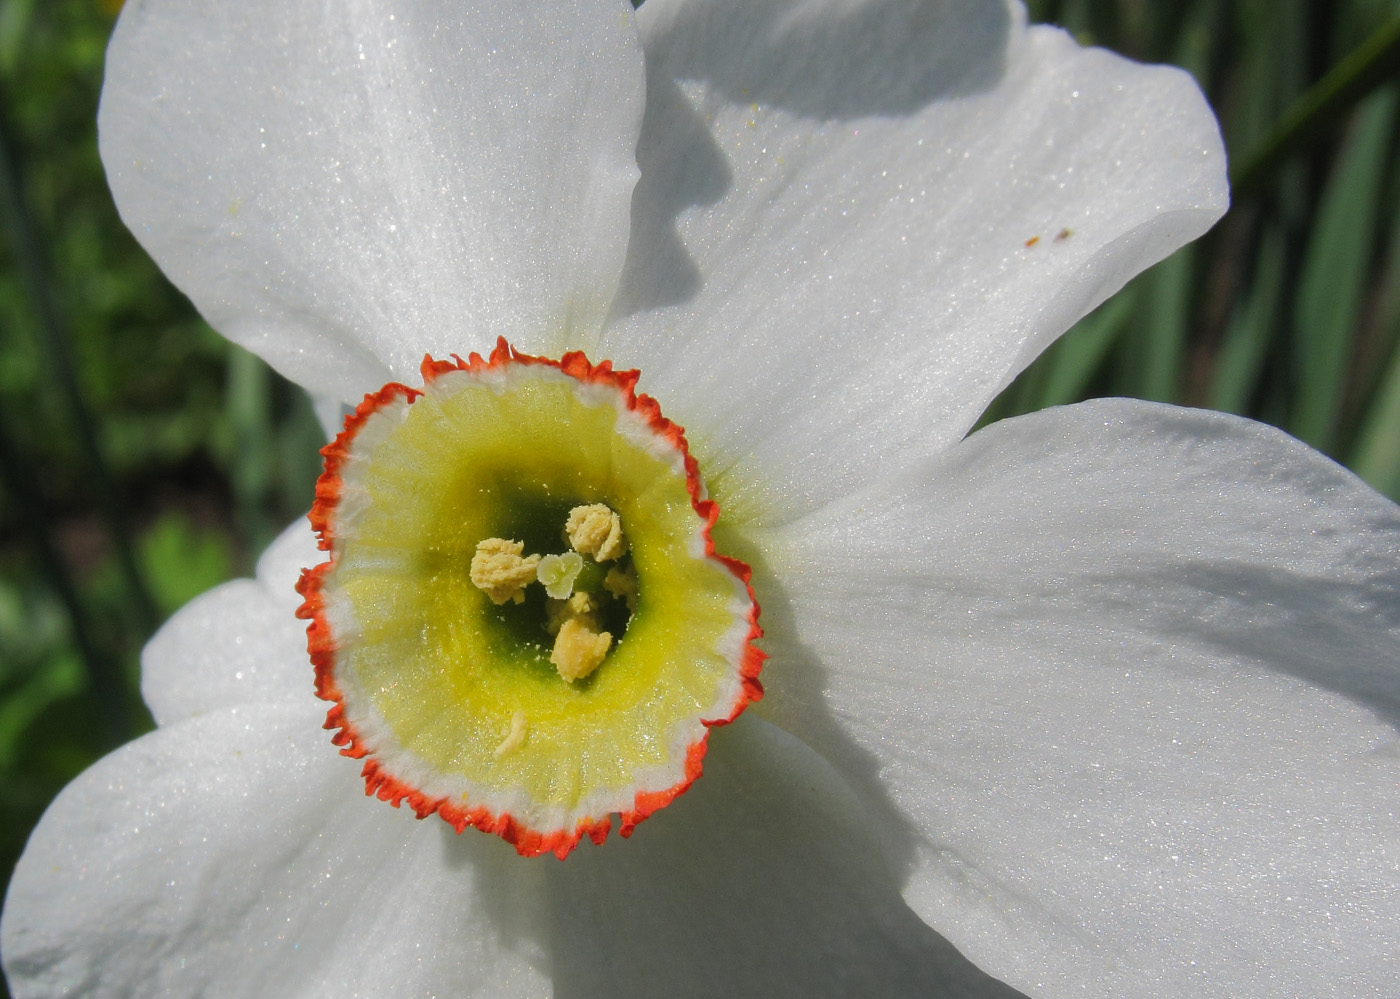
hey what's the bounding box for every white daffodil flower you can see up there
[5,0,1399,997]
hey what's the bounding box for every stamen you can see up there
[566,503,627,562]
[551,617,612,682]
[545,591,599,637]
[493,710,528,758]
[469,538,540,605]
[603,565,638,611]
[536,551,585,600]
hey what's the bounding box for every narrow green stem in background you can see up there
[1140,247,1194,402]
[0,85,159,634]
[0,419,127,747]
[1289,89,1396,454]
[1233,12,1400,198]
[1209,226,1287,414]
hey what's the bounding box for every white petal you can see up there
[141,520,323,725]
[1,703,549,998]
[546,714,1023,997]
[99,0,645,403]
[605,0,1226,524]
[756,400,1400,998]
[254,517,326,598]
[311,393,353,442]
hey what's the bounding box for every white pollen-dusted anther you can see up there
[566,503,627,561]
[551,617,612,682]
[493,711,528,758]
[469,538,540,605]
[536,551,585,600]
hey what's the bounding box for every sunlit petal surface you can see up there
[759,398,1400,997]
[606,0,1226,524]
[1,704,551,998]
[99,0,645,402]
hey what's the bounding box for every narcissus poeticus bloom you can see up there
[4,1,1398,997]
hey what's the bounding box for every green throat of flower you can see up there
[296,339,763,859]
[468,500,638,688]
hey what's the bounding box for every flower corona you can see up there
[295,339,764,858]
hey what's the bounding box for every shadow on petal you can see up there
[540,715,1026,999]
[1096,558,1400,731]
[651,0,1011,119]
[719,524,932,883]
[611,73,731,317]
[610,0,1012,317]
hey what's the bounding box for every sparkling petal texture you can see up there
[98,0,645,402]
[606,0,1227,524]
[760,398,1400,998]
[0,704,551,998]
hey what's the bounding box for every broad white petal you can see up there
[141,520,323,725]
[100,0,644,403]
[546,714,1024,998]
[755,400,1400,998]
[606,0,1226,524]
[1,703,548,998]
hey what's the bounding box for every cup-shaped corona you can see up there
[296,340,763,858]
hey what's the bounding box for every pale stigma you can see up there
[537,551,584,600]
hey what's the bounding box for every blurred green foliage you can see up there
[1,1,1399,992]
[0,0,324,965]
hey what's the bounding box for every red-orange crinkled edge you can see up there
[295,337,764,859]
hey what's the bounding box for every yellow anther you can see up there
[493,710,528,758]
[551,617,612,682]
[545,591,599,636]
[469,538,540,605]
[603,565,638,611]
[566,503,626,562]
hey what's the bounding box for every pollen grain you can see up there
[493,711,529,758]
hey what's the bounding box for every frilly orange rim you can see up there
[295,337,764,858]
